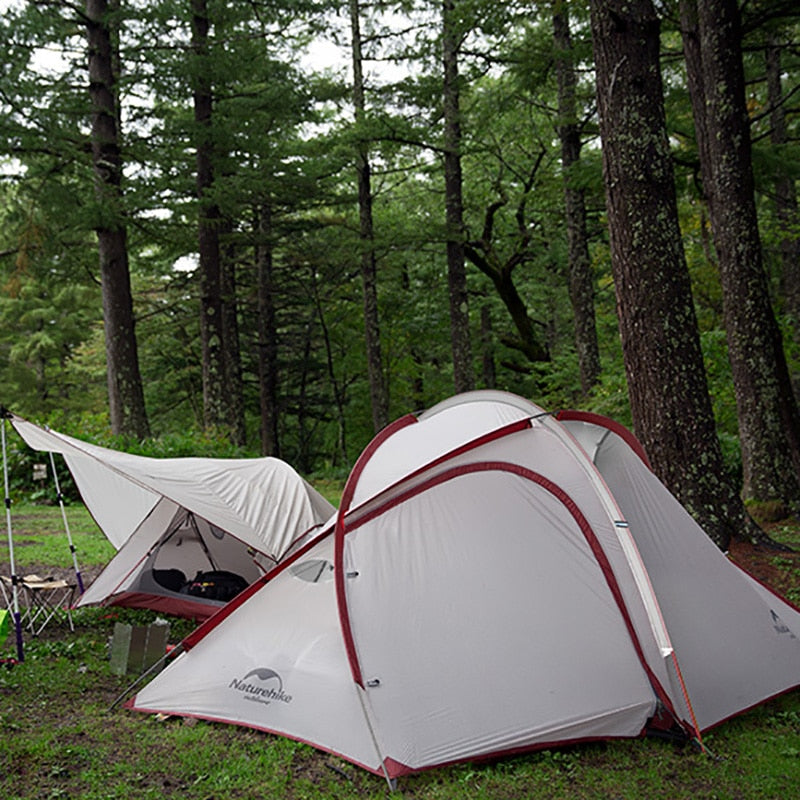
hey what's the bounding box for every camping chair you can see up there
[2,574,75,635]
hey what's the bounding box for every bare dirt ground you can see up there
[727,521,800,600]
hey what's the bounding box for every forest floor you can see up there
[728,517,800,604]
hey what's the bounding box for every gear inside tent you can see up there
[9,413,335,620]
[127,391,800,782]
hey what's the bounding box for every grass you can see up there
[1,504,800,799]
[2,504,116,570]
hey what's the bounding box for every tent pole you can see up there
[48,451,84,594]
[1,410,24,662]
[355,684,397,791]
[187,513,220,572]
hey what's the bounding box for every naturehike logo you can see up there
[228,668,293,706]
[770,610,797,639]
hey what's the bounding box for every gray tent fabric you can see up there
[558,410,800,731]
[10,414,335,619]
[129,391,800,779]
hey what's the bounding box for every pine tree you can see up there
[589,0,762,548]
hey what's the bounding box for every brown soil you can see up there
[727,530,800,602]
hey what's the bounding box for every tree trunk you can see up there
[311,270,347,467]
[221,230,246,446]
[589,0,761,550]
[349,0,389,433]
[86,0,150,439]
[191,0,226,433]
[552,1,600,396]
[766,35,800,399]
[463,152,550,367]
[464,244,549,363]
[402,264,426,409]
[480,303,496,388]
[256,205,280,457]
[679,0,800,511]
[296,321,314,474]
[442,0,474,393]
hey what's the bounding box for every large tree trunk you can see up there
[589,0,762,550]
[679,0,800,512]
[86,0,150,438]
[766,35,800,399]
[552,1,600,396]
[349,0,389,433]
[442,0,474,393]
[256,204,280,457]
[191,0,226,433]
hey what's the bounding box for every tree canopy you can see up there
[1,0,799,534]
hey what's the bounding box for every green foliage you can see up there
[0,0,798,480]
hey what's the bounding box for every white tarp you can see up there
[11,415,335,616]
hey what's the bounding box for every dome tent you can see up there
[128,391,800,782]
[10,414,335,620]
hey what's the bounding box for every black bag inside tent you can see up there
[180,571,248,603]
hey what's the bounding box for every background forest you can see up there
[0,1,798,527]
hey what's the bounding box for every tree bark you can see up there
[463,243,549,363]
[589,0,761,549]
[442,0,474,393]
[766,35,800,399]
[221,229,246,446]
[552,1,600,396]
[480,303,496,388]
[256,204,280,457]
[86,0,150,438]
[463,153,550,366]
[191,0,226,433]
[679,0,800,511]
[349,0,389,433]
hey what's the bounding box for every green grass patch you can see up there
[5,504,113,570]
[307,473,346,508]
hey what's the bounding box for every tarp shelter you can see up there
[128,391,800,782]
[10,414,335,620]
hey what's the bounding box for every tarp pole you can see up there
[48,451,84,594]
[1,409,24,661]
